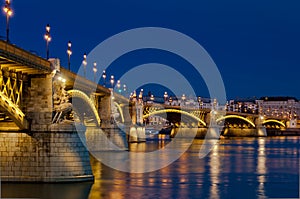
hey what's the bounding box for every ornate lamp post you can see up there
[82,53,87,78]
[3,0,12,43]
[44,24,51,59]
[67,41,72,70]
[110,75,114,89]
[102,70,106,87]
[116,80,121,93]
[93,62,97,83]
[198,97,202,109]
[150,94,154,101]
[181,94,186,105]
[164,92,168,103]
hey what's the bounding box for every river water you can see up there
[2,133,299,199]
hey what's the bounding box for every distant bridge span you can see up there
[216,115,256,128]
[143,108,207,127]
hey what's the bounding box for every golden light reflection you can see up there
[209,143,220,199]
[257,138,266,199]
[130,143,146,173]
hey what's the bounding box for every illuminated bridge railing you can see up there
[0,40,51,71]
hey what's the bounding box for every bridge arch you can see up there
[143,109,206,127]
[67,90,101,126]
[216,115,256,128]
[113,102,125,123]
[262,119,286,127]
[0,92,28,129]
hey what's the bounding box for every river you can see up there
[1,132,299,199]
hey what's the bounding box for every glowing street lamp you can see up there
[164,92,168,102]
[181,94,186,105]
[82,53,87,78]
[102,70,106,87]
[93,62,97,83]
[3,0,12,43]
[67,41,72,70]
[116,80,121,93]
[182,94,186,101]
[123,84,127,92]
[139,89,143,101]
[110,75,114,88]
[150,94,154,101]
[44,24,51,59]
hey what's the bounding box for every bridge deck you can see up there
[0,40,51,74]
[60,67,111,95]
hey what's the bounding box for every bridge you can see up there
[0,40,131,182]
[0,40,131,132]
[0,39,287,133]
[143,104,288,128]
[0,40,290,182]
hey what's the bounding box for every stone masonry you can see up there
[0,131,93,182]
[26,74,53,131]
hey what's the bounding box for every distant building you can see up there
[227,96,300,120]
[257,97,299,119]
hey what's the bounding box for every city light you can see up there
[102,70,106,87]
[164,92,168,102]
[82,53,87,78]
[3,0,12,43]
[67,41,72,70]
[150,94,154,101]
[44,24,51,59]
[116,80,121,93]
[93,62,97,82]
[110,75,114,88]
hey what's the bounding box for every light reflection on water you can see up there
[1,133,299,199]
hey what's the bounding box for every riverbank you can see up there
[266,128,300,136]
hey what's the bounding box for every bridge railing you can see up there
[0,40,51,70]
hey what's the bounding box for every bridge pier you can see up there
[256,126,267,136]
[98,95,111,128]
[0,73,94,182]
[255,115,267,137]
[26,74,53,131]
[0,131,93,182]
[0,42,100,182]
[128,91,146,143]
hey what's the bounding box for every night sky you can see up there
[2,0,300,99]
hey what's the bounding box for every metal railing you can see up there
[0,40,51,70]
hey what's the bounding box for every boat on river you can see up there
[145,125,171,141]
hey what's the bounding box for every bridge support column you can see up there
[26,74,53,131]
[206,107,221,139]
[99,95,111,128]
[256,126,267,136]
[128,91,146,143]
[256,115,267,137]
[0,131,93,182]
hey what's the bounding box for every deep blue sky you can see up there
[2,0,300,99]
